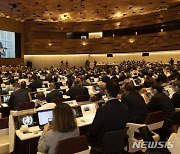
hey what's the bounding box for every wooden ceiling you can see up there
[0,0,179,22]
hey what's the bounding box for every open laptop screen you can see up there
[38,110,53,126]
[72,106,83,118]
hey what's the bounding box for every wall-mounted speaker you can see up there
[107,53,113,57]
[142,53,149,56]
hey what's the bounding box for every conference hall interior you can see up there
[0,0,180,154]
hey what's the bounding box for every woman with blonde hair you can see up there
[38,103,80,154]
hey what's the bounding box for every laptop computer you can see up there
[37,109,53,126]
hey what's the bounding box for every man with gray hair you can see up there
[66,78,89,100]
[46,83,63,103]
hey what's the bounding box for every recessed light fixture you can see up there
[82,42,87,46]
[114,12,122,18]
[129,38,135,43]
[116,22,121,27]
[59,13,71,21]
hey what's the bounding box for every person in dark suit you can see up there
[171,80,180,108]
[8,81,30,110]
[53,76,62,89]
[88,80,129,148]
[90,82,106,102]
[66,78,89,100]
[147,84,175,120]
[46,83,63,103]
[29,75,42,92]
[121,82,148,124]
[169,58,174,65]
[148,84,175,140]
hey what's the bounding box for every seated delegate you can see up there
[38,103,80,154]
[88,80,129,148]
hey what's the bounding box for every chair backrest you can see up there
[101,128,128,153]
[172,111,180,125]
[145,111,164,130]
[17,102,35,111]
[52,98,65,104]
[145,111,164,125]
[55,135,89,154]
[76,95,90,102]
[0,106,13,118]
[0,117,9,129]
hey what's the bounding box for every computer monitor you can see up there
[94,85,100,91]
[58,89,66,95]
[38,110,53,126]
[3,95,10,103]
[14,113,38,130]
[30,92,37,100]
[72,106,83,118]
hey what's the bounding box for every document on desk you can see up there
[63,95,70,99]
[76,115,95,127]
[16,126,42,141]
[64,100,78,107]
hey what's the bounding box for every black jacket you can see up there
[29,80,42,92]
[171,90,180,108]
[121,91,148,124]
[88,99,129,145]
[46,89,63,103]
[147,93,175,119]
[90,91,104,102]
[8,89,30,110]
[66,85,89,100]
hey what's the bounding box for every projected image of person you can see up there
[0,30,16,58]
[0,42,3,58]
[0,42,3,48]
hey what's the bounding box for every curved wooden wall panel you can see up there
[24,5,180,55]
[25,30,180,55]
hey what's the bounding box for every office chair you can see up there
[127,111,164,153]
[17,102,35,111]
[55,135,89,154]
[52,98,65,104]
[76,95,90,102]
[91,128,129,154]
[145,111,164,130]
[0,117,9,154]
[172,111,180,125]
[0,106,13,117]
[175,108,180,112]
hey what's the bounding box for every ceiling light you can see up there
[48,43,52,46]
[129,38,135,43]
[116,22,121,27]
[115,12,123,18]
[82,42,87,46]
[59,13,71,21]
